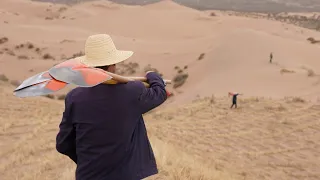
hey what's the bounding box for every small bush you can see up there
[0,74,9,82]
[301,66,316,77]
[285,96,306,103]
[0,37,8,44]
[307,69,315,77]
[43,53,54,60]
[291,97,305,103]
[27,43,34,49]
[6,50,15,56]
[183,65,188,69]
[280,68,295,74]
[57,94,66,100]
[143,64,159,73]
[44,94,55,99]
[264,104,287,111]
[307,37,320,44]
[198,53,205,60]
[173,73,189,89]
[71,51,84,59]
[18,55,29,60]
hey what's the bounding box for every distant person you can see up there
[229,92,242,109]
[270,52,273,63]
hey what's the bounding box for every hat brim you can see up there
[78,50,134,67]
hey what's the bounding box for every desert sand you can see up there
[1,0,320,179]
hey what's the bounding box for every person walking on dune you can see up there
[270,52,273,63]
[56,34,168,180]
[229,92,242,109]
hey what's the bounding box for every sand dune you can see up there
[1,0,319,103]
[1,0,320,179]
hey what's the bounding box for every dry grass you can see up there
[1,80,320,180]
[232,12,320,32]
[145,137,233,180]
[307,37,320,44]
[57,94,66,100]
[172,72,189,88]
[301,66,316,77]
[0,37,9,44]
[197,53,205,60]
[43,53,55,60]
[116,62,140,75]
[280,68,295,74]
[0,74,9,82]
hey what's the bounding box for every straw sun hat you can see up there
[78,34,134,67]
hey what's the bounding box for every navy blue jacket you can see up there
[56,72,167,180]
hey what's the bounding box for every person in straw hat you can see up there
[56,34,168,180]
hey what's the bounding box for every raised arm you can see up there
[132,71,168,114]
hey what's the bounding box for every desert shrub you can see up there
[173,73,188,88]
[307,69,315,77]
[292,97,305,103]
[58,7,68,12]
[45,17,54,20]
[210,12,216,16]
[0,74,9,81]
[43,53,54,60]
[178,69,183,73]
[116,62,140,75]
[307,37,320,44]
[143,64,159,73]
[174,66,179,70]
[27,43,34,49]
[264,104,286,111]
[6,50,15,56]
[57,94,66,100]
[44,94,55,99]
[0,37,8,44]
[18,55,29,60]
[307,37,315,42]
[285,96,306,103]
[280,68,295,74]
[184,65,188,69]
[301,66,316,77]
[70,51,84,59]
[198,53,205,60]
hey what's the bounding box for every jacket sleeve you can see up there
[56,93,77,164]
[133,72,168,114]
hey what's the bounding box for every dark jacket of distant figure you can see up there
[56,72,167,180]
[232,93,239,104]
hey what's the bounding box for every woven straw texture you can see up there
[78,34,133,67]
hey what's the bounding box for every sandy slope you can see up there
[1,0,320,105]
[1,0,320,179]
[1,77,320,180]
